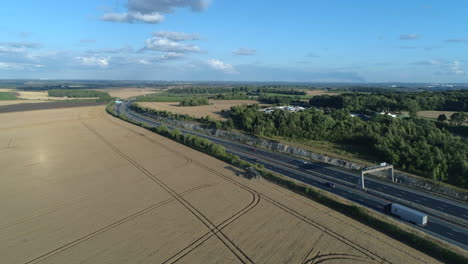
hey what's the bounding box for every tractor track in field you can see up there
[82,121,256,264]
[23,184,214,264]
[106,109,392,264]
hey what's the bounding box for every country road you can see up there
[117,101,468,250]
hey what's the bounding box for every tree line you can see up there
[230,104,468,188]
[179,97,210,106]
[167,86,306,96]
[168,87,250,94]
[309,90,468,113]
[48,89,111,100]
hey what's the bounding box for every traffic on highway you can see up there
[117,100,468,250]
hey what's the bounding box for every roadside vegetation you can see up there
[230,104,468,188]
[106,101,468,264]
[130,87,468,189]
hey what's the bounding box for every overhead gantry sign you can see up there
[359,163,394,190]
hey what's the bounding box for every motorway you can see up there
[117,101,468,250]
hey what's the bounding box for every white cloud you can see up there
[233,48,256,56]
[0,42,40,53]
[86,46,134,54]
[451,61,465,75]
[413,59,442,65]
[159,52,185,60]
[0,61,42,70]
[128,0,211,13]
[76,56,110,67]
[207,59,237,73]
[413,59,466,75]
[102,0,211,24]
[145,37,200,53]
[400,34,421,40]
[153,31,200,41]
[102,12,164,24]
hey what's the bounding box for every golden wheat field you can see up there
[139,100,267,120]
[0,105,442,263]
[95,88,161,99]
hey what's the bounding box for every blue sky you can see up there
[1,0,467,82]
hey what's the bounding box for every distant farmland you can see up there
[139,100,268,120]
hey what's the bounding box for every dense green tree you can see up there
[229,104,468,188]
[309,90,468,112]
[450,112,467,126]
[437,114,448,122]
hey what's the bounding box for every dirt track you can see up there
[0,106,441,263]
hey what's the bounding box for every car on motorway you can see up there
[250,148,257,152]
[324,182,335,189]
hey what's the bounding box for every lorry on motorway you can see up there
[384,203,428,226]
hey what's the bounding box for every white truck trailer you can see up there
[384,203,428,226]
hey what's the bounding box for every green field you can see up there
[0,92,17,100]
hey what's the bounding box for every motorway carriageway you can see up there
[117,101,468,250]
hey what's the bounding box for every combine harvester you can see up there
[384,203,428,226]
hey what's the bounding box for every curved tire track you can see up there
[107,108,394,263]
[81,121,255,264]
[24,184,213,264]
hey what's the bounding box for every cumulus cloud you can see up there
[451,61,465,75]
[86,46,134,54]
[145,37,200,53]
[102,0,211,24]
[446,38,468,43]
[153,31,200,41]
[207,59,237,73]
[159,52,185,60]
[400,34,421,40]
[76,56,110,67]
[233,48,256,56]
[412,59,442,65]
[102,12,164,24]
[0,42,40,53]
[0,61,42,70]
[128,0,211,13]
[412,59,466,75]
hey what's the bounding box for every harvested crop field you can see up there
[304,90,341,96]
[0,105,442,263]
[0,101,104,113]
[95,88,161,99]
[9,90,97,101]
[417,111,468,125]
[139,100,265,120]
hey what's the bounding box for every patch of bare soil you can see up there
[305,90,341,96]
